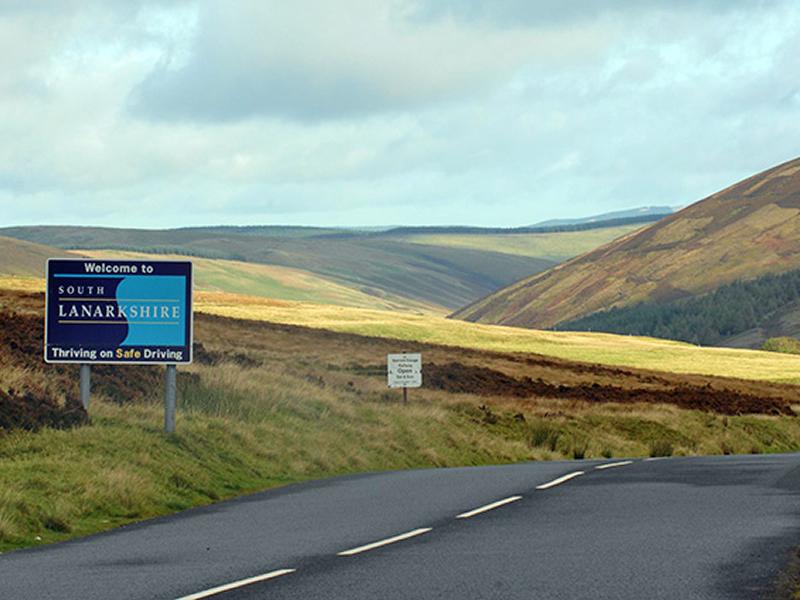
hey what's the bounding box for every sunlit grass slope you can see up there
[0,276,44,294]
[80,250,445,313]
[3,276,799,383]
[196,292,800,383]
[397,224,644,261]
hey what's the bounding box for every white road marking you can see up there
[456,495,523,519]
[594,460,634,470]
[338,528,433,556]
[644,456,670,461]
[536,471,585,490]
[175,569,296,600]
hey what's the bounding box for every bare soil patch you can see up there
[0,388,87,431]
[424,362,794,416]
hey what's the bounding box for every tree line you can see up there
[557,268,800,345]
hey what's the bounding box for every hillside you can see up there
[0,237,440,311]
[392,224,644,262]
[0,236,75,277]
[0,225,615,310]
[558,268,800,348]
[191,289,800,383]
[454,157,800,329]
[532,206,673,227]
[81,250,441,312]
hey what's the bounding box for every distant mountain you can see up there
[532,206,674,228]
[349,213,669,238]
[0,226,556,311]
[453,157,800,332]
[0,215,653,314]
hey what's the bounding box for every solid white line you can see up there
[456,495,523,519]
[175,569,296,600]
[337,528,433,556]
[594,460,634,470]
[536,471,585,490]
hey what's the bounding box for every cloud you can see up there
[404,0,762,27]
[0,0,799,229]
[129,0,618,122]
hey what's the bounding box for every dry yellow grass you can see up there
[195,291,800,383]
[4,277,800,383]
[0,276,44,294]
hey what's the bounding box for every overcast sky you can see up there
[1,0,799,228]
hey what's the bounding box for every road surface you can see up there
[2,454,799,599]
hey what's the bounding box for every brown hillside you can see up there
[454,157,800,328]
[0,236,74,278]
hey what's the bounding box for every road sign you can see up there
[45,258,193,365]
[387,353,422,388]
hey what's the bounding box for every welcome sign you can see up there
[45,259,193,364]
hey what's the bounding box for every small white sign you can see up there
[388,353,422,388]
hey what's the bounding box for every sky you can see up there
[1,0,799,229]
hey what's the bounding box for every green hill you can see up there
[83,250,441,312]
[1,220,655,311]
[391,224,644,262]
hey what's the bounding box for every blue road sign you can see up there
[45,259,193,364]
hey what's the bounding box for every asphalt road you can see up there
[2,454,800,599]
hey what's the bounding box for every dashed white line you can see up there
[594,460,634,470]
[175,569,296,600]
[456,495,523,519]
[644,456,670,461]
[536,471,585,490]
[337,528,433,556]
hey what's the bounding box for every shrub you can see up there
[762,337,800,355]
[530,423,560,451]
[570,436,589,460]
[649,439,673,457]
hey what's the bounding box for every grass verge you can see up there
[3,359,800,553]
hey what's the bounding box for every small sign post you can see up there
[387,353,422,402]
[45,258,193,432]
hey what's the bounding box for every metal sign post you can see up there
[44,258,193,433]
[165,365,177,434]
[79,364,91,410]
